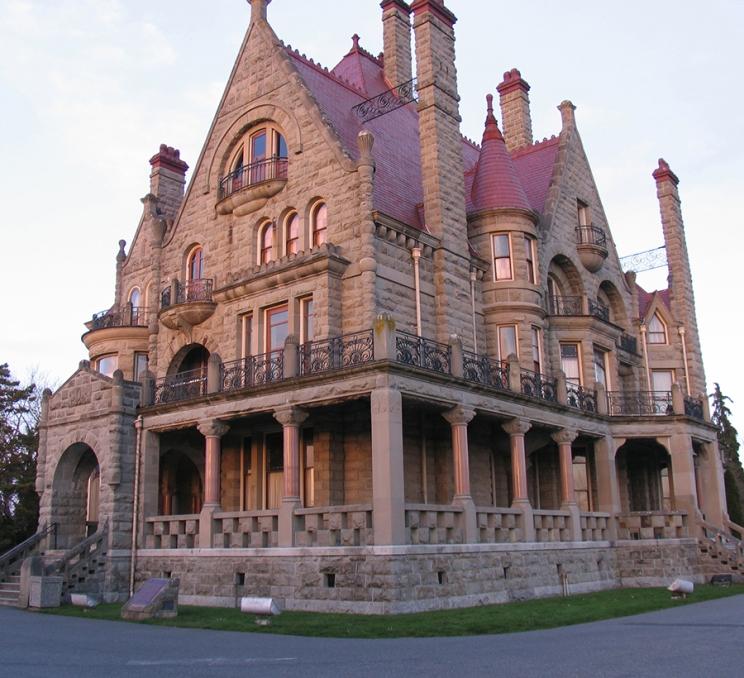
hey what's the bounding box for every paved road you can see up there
[2,596,743,677]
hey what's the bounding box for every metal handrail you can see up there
[219,156,288,199]
[90,305,146,329]
[575,224,607,248]
[0,523,56,580]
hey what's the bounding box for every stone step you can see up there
[0,582,20,593]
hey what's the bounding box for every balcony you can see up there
[159,279,216,331]
[575,224,608,272]
[566,383,597,413]
[82,305,149,353]
[216,157,288,217]
[588,298,610,322]
[549,295,582,316]
[152,368,207,405]
[520,369,558,402]
[617,333,639,355]
[607,390,673,416]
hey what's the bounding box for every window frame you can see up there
[299,296,315,345]
[525,234,537,284]
[647,312,668,345]
[491,232,513,282]
[186,245,204,281]
[560,342,582,385]
[496,324,518,362]
[265,303,289,353]
[258,220,274,265]
[133,352,148,382]
[95,354,118,378]
[310,201,327,248]
[531,326,543,374]
[593,345,610,390]
[284,211,300,256]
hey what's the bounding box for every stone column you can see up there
[698,440,727,528]
[502,418,534,541]
[197,420,229,548]
[442,405,477,543]
[552,429,581,541]
[669,433,699,526]
[594,435,621,540]
[273,406,309,547]
[371,387,406,545]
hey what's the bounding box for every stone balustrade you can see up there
[533,509,572,542]
[405,504,464,545]
[212,510,279,548]
[475,506,522,543]
[144,514,200,549]
[616,511,688,540]
[294,505,373,547]
[580,512,611,541]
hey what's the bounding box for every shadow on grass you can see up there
[40,585,744,639]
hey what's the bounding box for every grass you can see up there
[40,585,744,639]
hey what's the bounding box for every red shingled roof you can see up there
[469,95,532,213]
[637,285,671,319]
[287,45,557,230]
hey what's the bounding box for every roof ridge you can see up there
[511,134,559,158]
[461,134,481,150]
[343,34,384,66]
[284,43,367,98]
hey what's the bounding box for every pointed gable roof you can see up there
[511,136,560,214]
[331,35,385,95]
[469,95,532,214]
[638,285,671,320]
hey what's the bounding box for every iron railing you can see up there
[684,395,704,421]
[352,77,418,123]
[160,279,213,309]
[90,305,146,330]
[219,157,288,199]
[152,368,207,405]
[589,299,610,322]
[618,333,638,354]
[299,331,374,376]
[462,351,508,390]
[549,295,582,316]
[607,390,673,416]
[395,331,451,375]
[221,351,284,392]
[575,224,607,248]
[520,369,557,402]
[566,383,597,413]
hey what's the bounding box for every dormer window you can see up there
[647,313,667,344]
[223,126,288,199]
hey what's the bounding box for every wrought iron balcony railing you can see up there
[352,77,418,123]
[90,305,146,330]
[607,390,673,416]
[588,299,610,322]
[520,369,557,402]
[575,224,607,248]
[219,157,288,200]
[462,351,509,390]
[221,351,284,392]
[548,295,583,316]
[160,279,213,309]
[395,331,451,375]
[299,331,374,376]
[152,368,207,405]
[618,333,638,354]
[566,383,597,413]
[684,395,704,421]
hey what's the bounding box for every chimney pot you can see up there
[497,67,533,152]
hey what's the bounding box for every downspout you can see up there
[640,324,651,391]
[469,269,478,353]
[678,325,691,395]
[129,415,144,597]
[411,247,422,336]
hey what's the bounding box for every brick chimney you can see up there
[381,0,412,87]
[411,0,471,344]
[149,144,188,219]
[497,68,533,152]
[653,158,705,396]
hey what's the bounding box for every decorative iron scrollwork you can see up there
[352,78,418,123]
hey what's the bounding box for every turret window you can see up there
[525,235,537,284]
[491,233,512,281]
[497,325,517,361]
[647,313,667,344]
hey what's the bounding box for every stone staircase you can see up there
[0,575,21,607]
[697,522,744,583]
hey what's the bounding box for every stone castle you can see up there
[3,0,740,613]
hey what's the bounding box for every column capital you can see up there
[198,419,229,439]
[442,404,475,426]
[551,428,578,445]
[502,418,531,436]
[273,406,309,428]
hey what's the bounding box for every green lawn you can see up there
[41,585,744,639]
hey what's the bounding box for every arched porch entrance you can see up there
[51,443,102,548]
[616,439,673,512]
[159,450,203,515]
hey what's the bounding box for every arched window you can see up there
[648,313,667,344]
[187,246,204,281]
[285,212,299,256]
[225,125,288,196]
[128,287,142,325]
[129,287,141,307]
[259,221,274,265]
[311,202,327,248]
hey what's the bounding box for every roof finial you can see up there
[352,33,360,51]
[486,93,494,116]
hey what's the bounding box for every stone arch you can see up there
[206,103,303,195]
[547,254,584,297]
[616,438,672,512]
[598,279,628,327]
[51,443,102,549]
[165,343,210,378]
[159,450,203,515]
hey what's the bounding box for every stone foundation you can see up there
[135,539,702,614]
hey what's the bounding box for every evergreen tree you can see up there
[0,364,39,553]
[710,383,744,526]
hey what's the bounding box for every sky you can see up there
[1,0,742,436]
